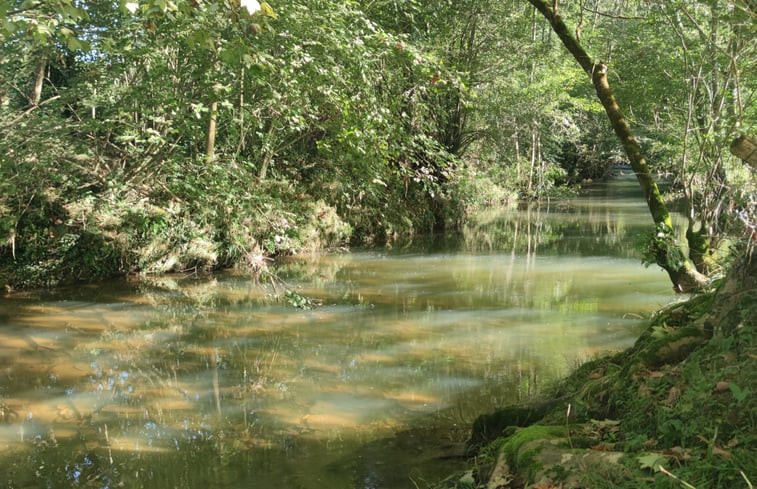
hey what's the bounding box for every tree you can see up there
[526,0,708,292]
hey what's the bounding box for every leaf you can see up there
[729,383,751,403]
[66,36,89,52]
[2,19,17,35]
[651,323,675,339]
[260,2,277,19]
[637,452,666,472]
[712,445,732,459]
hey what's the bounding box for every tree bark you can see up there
[526,0,706,291]
[206,100,218,160]
[31,61,46,106]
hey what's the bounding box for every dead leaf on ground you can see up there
[642,437,658,448]
[665,446,692,461]
[712,445,732,459]
[666,386,681,405]
[591,443,614,451]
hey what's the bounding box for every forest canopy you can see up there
[1,0,755,289]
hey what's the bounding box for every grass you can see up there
[443,261,757,488]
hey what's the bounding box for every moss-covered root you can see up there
[465,398,569,455]
[447,424,630,489]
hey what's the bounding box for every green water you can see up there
[0,176,677,488]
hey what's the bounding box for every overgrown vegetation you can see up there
[444,248,757,488]
[1,0,754,290]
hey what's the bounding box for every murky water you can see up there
[0,176,677,488]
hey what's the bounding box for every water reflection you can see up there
[0,177,676,488]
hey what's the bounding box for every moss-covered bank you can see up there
[440,248,756,489]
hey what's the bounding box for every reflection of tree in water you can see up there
[462,197,646,259]
[0,292,299,487]
[463,202,556,256]
[0,193,673,488]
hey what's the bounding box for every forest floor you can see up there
[436,249,757,489]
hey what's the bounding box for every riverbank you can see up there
[440,248,756,489]
[0,168,522,292]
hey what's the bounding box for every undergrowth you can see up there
[450,263,757,489]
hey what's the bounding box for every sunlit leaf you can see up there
[260,2,277,19]
[637,452,665,472]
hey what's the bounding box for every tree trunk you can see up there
[206,100,217,160]
[31,61,46,106]
[526,0,706,292]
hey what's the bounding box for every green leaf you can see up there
[2,19,17,35]
[260,2,277,19]
[729,383,751,403]
[66,36,85,51]
[637,452,665,472]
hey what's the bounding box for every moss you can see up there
[467,398,568,453]
[500,425,567,468]
[453,255,757,488]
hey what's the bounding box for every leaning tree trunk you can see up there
[526,0,706,292]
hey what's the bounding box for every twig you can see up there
[659,465,697,489]
[579,5,645,21]
[8,95,61,125]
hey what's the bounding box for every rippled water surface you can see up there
[0,176,677,488]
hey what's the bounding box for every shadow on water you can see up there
[0,176,678,488]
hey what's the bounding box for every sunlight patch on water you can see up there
[0,178,682,488]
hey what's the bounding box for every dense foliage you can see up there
[1,0,755,288]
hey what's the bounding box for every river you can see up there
[0,175,677,488]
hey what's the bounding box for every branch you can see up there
[8,95,61,125]
[527,0,594,75]
[6,2,43,16]
[579,5,645,21]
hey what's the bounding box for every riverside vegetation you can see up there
[441,246,756,488]
[1,1,756,487]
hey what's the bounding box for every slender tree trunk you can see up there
[514,133,522,182]
[31,61,46,106]
[206,100,217,160]
[528,126,537,196]
[526,0,706,291]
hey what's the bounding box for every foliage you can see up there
[1,0,755,290]
[639,222,689,272]
[0,0,457,288]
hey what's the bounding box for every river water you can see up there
[0,176,677,488]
